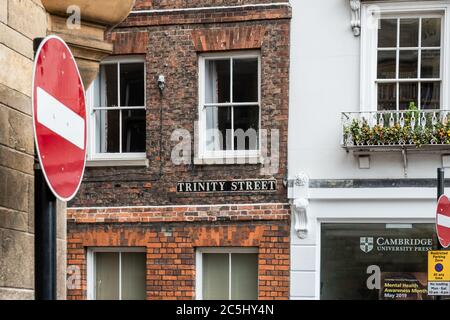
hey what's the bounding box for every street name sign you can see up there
[32,35,87,201]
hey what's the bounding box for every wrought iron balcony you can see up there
[342,109,450,151]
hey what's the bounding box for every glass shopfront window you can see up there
[320,223,438,300]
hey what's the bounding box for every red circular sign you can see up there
[32,36,87,201]
[436,195,450,248]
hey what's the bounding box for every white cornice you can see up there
[130,2,291,14]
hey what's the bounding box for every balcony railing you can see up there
[342,109,450,150]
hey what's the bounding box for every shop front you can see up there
[320,223,437,300]
[289,192,438,300]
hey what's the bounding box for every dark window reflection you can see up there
[399,82,418,110]
[400,19,419,47]
[421,50,440,79]
[399,50,418,78]
[120,63,145,107]
[377,51,396,79]
[320,223,437,300]
[233,58,258,102]
[101,64,118,107]
[422,18,441,47]
[421,82,441,109]
[122,109,146,153]
[378,83,396,111]
[205,106,232,151]
[205,60,230,104]
[378,19,397,48]
[234,105,259,150]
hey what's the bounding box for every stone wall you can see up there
[0,0,66,300]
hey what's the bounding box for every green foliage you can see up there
[343,103,450,147]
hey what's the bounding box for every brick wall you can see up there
[67,204,290,300]
[67,0,292,301]
[69,7,291,208]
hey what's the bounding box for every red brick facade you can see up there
[67,0,291,300]
[67,204,290,300]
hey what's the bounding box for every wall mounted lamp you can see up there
[158,75,165,94]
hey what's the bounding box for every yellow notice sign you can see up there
[428,250,450,295]
[428,251,450,281]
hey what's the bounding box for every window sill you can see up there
[194,155,264,165]
[86,158,149,167]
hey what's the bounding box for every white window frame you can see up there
[86,55,147,165]
[87,247,146,300]
[360,1,450,111]
[195,247,259,300]
[197,51,262,162]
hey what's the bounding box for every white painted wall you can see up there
[288,0,448,300]
[288,0,443,180]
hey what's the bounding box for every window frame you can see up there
[86,55,147,163]
[360,1,450,112]
[87,247,147,300]
[195,247,259,300]
[197,51,262,161]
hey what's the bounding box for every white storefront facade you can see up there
[288,0,450,300]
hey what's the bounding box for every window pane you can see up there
[120,63,145,107]
[421,50,440,78]
[121,252,146,300]
[377,51,396,79]
[320,223,437,300]
[421,82,440,109]
[230,254,258,300]
[95,252,119,300]
[205,59,230,104]
[378,83,397,111]
[422,18,441,47]
[205,106,232,151]
[100,64,118,107]
[95,110,120,153]
[400,19,419,47]
[203,254,229,300]
[233,58,258,102]
[233,106,259,151]
[399,50,418,78]
[378,19,397,48]
[122,109,146,153]
[399,82,418,110]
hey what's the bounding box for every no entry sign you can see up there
[32,36,87,201]
[436,195,450,248]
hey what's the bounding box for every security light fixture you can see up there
[158,74,165,94]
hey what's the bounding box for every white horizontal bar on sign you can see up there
[36,87,85,150]
[438,214,450,228]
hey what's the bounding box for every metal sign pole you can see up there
[436,167,445,300]
[33,37,57,300]
[437,167,445,252]
[34,165,57,300]
[438,168,445,202]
